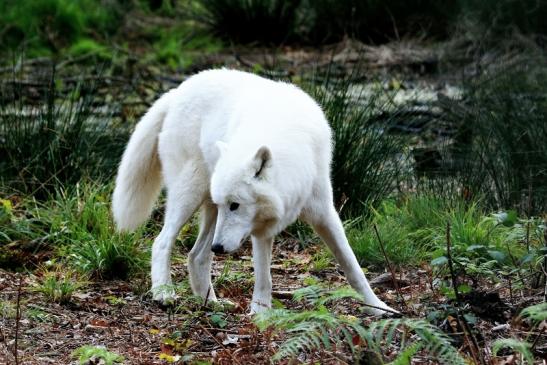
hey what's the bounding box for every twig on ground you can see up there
[14,275,22,365]
[373,224,407,311]
[199,324,242,365]
[445,221,485,365]
[202,286,212,310]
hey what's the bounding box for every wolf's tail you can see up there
[112,90,175,232]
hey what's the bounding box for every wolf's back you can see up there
[112,90,175,231]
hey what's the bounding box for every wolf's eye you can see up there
[229,202,240,211]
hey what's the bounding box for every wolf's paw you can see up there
[151,285,176,306]
[249,300,271,315]
[365,303,400,317]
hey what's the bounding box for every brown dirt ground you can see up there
[1,237,545,364]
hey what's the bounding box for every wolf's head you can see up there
[210,142,282,254]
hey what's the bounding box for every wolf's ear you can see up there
[216,141,228,156]
[252,146,272,178]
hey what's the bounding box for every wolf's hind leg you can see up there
[188,201,217,301]
[250,236,274,314]
[151,161,207,303]
[308,205,396,315]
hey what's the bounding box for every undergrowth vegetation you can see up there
[255,285,466,364]
[0,70,130,197]
[430,54,547,214]
[197,0,547,45]
[311,74,407,218]
[2,182,150,278]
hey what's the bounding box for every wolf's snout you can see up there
[211,243,225,254]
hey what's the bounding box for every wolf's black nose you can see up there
[211,243,225,254]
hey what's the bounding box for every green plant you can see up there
[2,182,150,278]
[347,195,446,267]
[310,248,333,272]
[491,302,547,364]
[255,285,465,363]
[214,258,253,290]
[429,55,547,214]
[429,207,532,284]
[0,68,130,197]
[0,300,16,319]
[72,345,124,365]
[309,74,408,219]
[0,0,130,56]
[69,234,148,279]
[33,267,85,303]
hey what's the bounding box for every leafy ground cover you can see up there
[1,181,546,363]
[1,233,545,364]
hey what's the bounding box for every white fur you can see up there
[112,69,395,315]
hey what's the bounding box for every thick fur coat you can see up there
[112,69,394,314]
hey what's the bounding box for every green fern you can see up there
[387,342,422,365]
[489,301,546,364]
[520,302,547,323]
[492,338,534,364]
[255,285,465,364]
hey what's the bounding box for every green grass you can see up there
[1,182,151,278]
[33,267,86,304]
[348,195,535,274]
[346,196,441,268]
[430,54,547,214]
[0,0,129,57]
[309,73,409,219]
[0,69,130,197]
[52,183,150,279]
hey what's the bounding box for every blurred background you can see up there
[1,0,546,213]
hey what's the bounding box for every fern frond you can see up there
[492,338,534,364]
[388,342,422,365]
[255,287,466,364]
[369,319,465,365]
[293,285,364,307]
[520,302,547,323]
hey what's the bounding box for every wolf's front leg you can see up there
[312,206,397,315]
[151,228,177,302]
[188,202,217,301]
[250,236,274,314]
[151,163,207,303]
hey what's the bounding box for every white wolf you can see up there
[112,69,394,315]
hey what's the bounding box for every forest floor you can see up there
[1,236,544,364]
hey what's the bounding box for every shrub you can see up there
[255,285,465,363]
[0,0,130,55]
[309,74,408,219]
[458,0,547,36]
[197,0,301,45]
[433,54,547,214]
[301,0,459,44]
[0,68,130,197]
[33,267,86,303]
